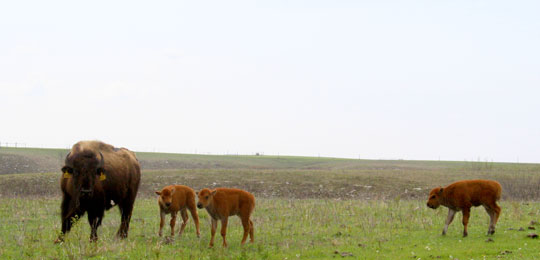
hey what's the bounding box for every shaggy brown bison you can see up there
[427,179,502,237]
[197,188,255,248]
[155,185,200,238]
[54,141,141,243]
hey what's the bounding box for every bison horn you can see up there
[64,152,73,167]
[97,152,105,168]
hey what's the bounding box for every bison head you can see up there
[156,187,175,208]
[62,150,105,199]
[426,187,443,209]
[196,188,217,209]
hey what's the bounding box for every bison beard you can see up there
[55,141,141,243]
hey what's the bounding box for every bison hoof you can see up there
[488,230,495,235]
[53,237,64,244]
[117,232,128,239]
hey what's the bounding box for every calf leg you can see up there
[240,216,250,245]
[158,210,165,237]
[187,200,200,237]
[462,207,470,237]
[487,203,502,235]
[209,218,217,248]
[483,206,495,235]
[442,209,456,235]
[493,203,501,226]
[178,209,189,236]
[221,217,229,247]
[169,212,177,237]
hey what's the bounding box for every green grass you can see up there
[1,147,540,259]
[0,198,538,259]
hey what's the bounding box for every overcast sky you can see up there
[1,0,539,162]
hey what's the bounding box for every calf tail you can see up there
[495,182,502,201]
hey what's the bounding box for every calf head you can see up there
[426,187,443,209]
[156,187,175,208]
[62,150,105,199]
[196,188,217,209]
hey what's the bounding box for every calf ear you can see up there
[155,191,161,196]
[211,190,217,196]
[438,188,444,195]
[170,188,175,195]
[195,191,199,196]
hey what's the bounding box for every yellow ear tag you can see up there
[99,172,106,181]
[63,172,72,179]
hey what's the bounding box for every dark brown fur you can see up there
[156,185,200,237]
[427,179,502,237]
[54,141,141,243]
[197,188,255,248]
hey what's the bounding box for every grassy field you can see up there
[0,198,538,259]
[0,147,539,259]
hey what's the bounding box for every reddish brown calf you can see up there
[196,188,255,248]
[427,179,502,237]
[156,185,200,238]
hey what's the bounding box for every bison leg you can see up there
[158,210,165,237]
[220,217,229,247]
[178,209,188,237]
[87,209,104,242]
[462,207,470,237]
[187,199,200,237]
[55,195,83,243]
[442,209,456,235]
[169,212,177,237]
[209,218,218,248]
[117,200,134,239]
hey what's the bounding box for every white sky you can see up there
[1,0,539,162]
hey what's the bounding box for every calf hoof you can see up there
[442,231,446,236]
[463,232,468,237]
[488,230,495,235]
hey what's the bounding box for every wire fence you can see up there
[0,142,27,148]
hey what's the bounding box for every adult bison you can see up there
[427,179,502,237]
[54,141,141,243]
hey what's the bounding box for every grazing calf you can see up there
[156,185,200,238]
[427,179,502,237]
[196,188,255,248]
